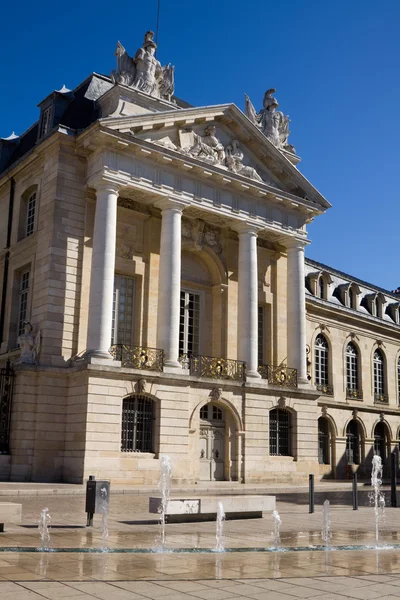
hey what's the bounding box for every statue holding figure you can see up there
[184,125,225,165]
[111,31,175,101]
[245,88,296,154]
[225,139,262,181]
[16,321,40,364]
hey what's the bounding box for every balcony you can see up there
[258,364,298,388]
[179,354,246,381]
[316,383,334,396]
[374,393,389,405]
[346,388,363,400]
[110,344,164,371]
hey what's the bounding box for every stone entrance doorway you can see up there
[199,404,225,481]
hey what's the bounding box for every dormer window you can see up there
[318,276,325,299]
[386,303,400,324]
[361,292,386,318]
[349,286,356,309]
[40,106,53,138]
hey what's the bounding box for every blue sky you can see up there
[1,0,399,291]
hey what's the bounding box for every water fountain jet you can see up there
[321,499,332,547]
[158,455,172,552]
[272,510,282,547]
[38,508,51,551]
[370,455,385,546]
[215,501,225,552]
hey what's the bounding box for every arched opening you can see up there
[373,349,386,401]
[318,417,331,465]
[197,400,239,482]
[346,420,361,465]
[315,334,329,388]
[121,394,154,453]
[270,408,292,456]
[373,421,390,463]
[346,342,360,397]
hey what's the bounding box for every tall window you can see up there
[111,275,135,345]
[18,271,30,336]
[346,343,359,392]
[269,408,291,456]
[397,358,400,404]
[258,305,265,366]
[179,290,200,356]
[40,106,52,137]
[318,417,330,465]
[314,334,329,385]
[121,395,153,452]
[26,192,36,237]
[373,349,385,396]
[346,420,360,465]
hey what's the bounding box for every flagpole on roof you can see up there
[155,0,161,52]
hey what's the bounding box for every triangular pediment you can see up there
[99,102,330,211]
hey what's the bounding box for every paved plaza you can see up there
[1,487,400,599]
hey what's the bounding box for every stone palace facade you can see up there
[0,32,399,484]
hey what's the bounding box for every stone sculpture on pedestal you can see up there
[111,31,174,101]
[16,321,40,364]
[245,88,296,154]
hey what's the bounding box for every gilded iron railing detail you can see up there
[258,364,269,380]
[316,383,334,395]
[374,393,389,404]
[179,354,246,381]
[346,388,363,400]
[110,345,164,371]
[267,364,298,388]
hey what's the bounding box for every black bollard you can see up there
[391,449,398,508]
[352,472,358,510]
[309,474,314,514]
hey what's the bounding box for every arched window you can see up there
[373,349,385,400]
[373,422,389,461]
[318,276,325,299]
[269,408,291,456]
[315,334,329,386]
[346,343,359,396]
[346,420,360,465]
[121,395,153,452]
[318,417,330,465]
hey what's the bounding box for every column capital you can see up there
[87,175,121,194]
[154,198,186,213]
[282,236,309,251]
[231,222,262,236]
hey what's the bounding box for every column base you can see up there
[297,377,310,385]
[163,360,182,371]
[84,350,121,367]
[246,370,261,379]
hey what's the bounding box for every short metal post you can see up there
[352,472,358,510]
[391,449,398,508]
[309,474,314,514]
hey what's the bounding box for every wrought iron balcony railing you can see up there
[374,393,389,404]
[265,364,298,388]
[346,388,363,400]
[316,383,334,396]
[110,344,164,371]
[179,353,246,381]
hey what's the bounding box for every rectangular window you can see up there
[111,275,135,345]
[41,107,52,137]
[258,305,265,366]
[26,192,36,237]
[179,290,200,356]
[18,271,30,336]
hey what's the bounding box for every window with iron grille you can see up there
[17,271,30,336]
[346,342,359,391]
[26,192,36,237]
[269,408,291,456]
[121,395,153,452]
[346,420,360,464]
[314,334,329,385]
[258,305,265,366]
[111,275,135,345]
[179,290,200,356]
[373,349,385,395]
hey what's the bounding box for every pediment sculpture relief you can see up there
[181,218,222,254]
[245,88,296,155]
[177,126,263,182]
[111,31,174,101]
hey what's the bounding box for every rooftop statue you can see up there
[111,31,174,101]
[245,89,296,155]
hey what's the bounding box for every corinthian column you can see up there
[235,223,261,378]
[286,238,308,383]
[155,199,185,368]
[86,180,120,360]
